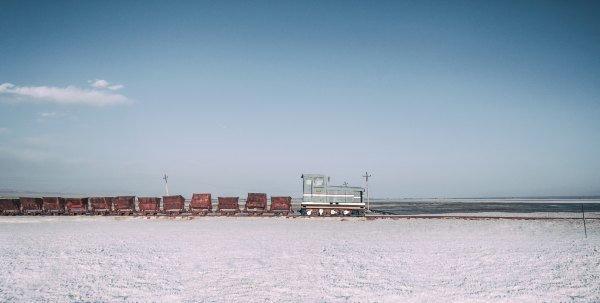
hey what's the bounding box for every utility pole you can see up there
[163,173,169,196]
[582,203,587,238]
[363,172,372,211]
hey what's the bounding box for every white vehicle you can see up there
[300,174,366,216]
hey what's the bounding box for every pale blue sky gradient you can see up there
[1,1,599,197]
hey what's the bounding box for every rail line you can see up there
[364,214,599,220]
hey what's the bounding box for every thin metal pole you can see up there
[363,172,372,211]
[366,180,369,210]
[163,174,169,196]
[301,175,305,202]
[581,203,587,238]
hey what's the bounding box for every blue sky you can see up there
[1,1,599,197]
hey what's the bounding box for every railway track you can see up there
[364,214,599,220]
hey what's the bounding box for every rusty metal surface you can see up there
[19,197,43,211]
[190,193,212,211]
[65,198,89,212]
[90,197,113,211]
[42,197,65,212]
[0,198,20,213]
[270,196,292,211]
[162,195,185,211]
[217,197,240,211]
[138,197,160,211]
[245,193,267,210]
[114,196,135,211]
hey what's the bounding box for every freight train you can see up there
[0,173,368,217]
[0,194,293,216]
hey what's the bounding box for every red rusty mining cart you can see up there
[245,193,268,215]
[89,197,113,215]
[162,195,185,215]
[0,198,20,215]
[65,198,89,215]
[190,193,212,215]
[217,197,240,215]
[138,197,160,215]
[114,196,136,215]
[20,197,43,215]
[270,196,292,215]
[42,197,66,215]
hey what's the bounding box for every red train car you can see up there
[190,193,212,215]
[42,197,65,215]
[217,197,240,215]
[65,198,88,215]
[20,197,43,215]
[138,197,160,215]
[245,193,267,215]
[0,198,20,215]
[114,196,135,215]
[270,196,292,215]
[163,195,185,215]
[89,197,113,215]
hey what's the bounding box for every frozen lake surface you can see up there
[369,200,600,216]
[0,217,599,302]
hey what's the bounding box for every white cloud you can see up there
[0,82,130,106]
[39,111,68,118]
[0,83,14,93]
[0,127,9,134]
[90,79,109,89]
[37,111,69,123]
[40,112,58,118]
[89,79,124,90]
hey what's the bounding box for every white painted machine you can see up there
[300,174,366,216]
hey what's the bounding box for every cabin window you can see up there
[314,178,324,186]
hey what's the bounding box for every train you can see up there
[300,174,366,216]
[0,173,368,217]
[0,194,293,216]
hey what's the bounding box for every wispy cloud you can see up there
[35,111,70,123]
[89,79,124,90]
[0,81,130,106]
[0,127,9,134]
[40,112,58,118]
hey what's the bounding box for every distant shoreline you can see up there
[1,189,599,201]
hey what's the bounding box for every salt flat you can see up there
[0,217,598,302]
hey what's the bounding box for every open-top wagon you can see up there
[0,198,20,215]
[138,197,160,215]
[245,193,267,215]
[217,197,240,216]
[189,193,212,215]
[65,198,89,215]
[163,195,185,215]
[114,196,135,215]
[20,197,43,215]
[269,196,292,216]
[42,197,65,215]
[89,197,113,215]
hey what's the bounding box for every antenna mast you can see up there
[362,171,372,211]
[163,173,169,196]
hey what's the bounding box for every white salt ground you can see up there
[0,216,598,302]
